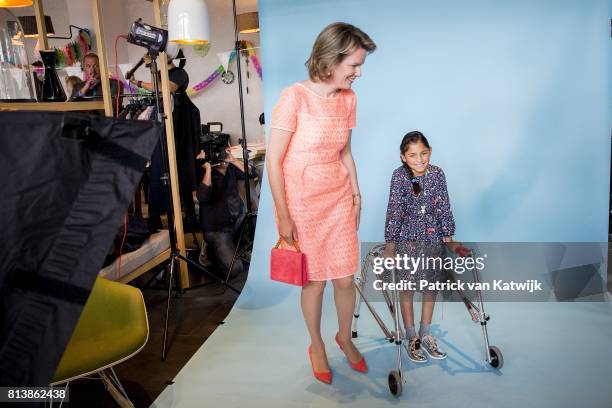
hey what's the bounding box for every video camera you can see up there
[199,122,231,166]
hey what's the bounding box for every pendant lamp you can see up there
[167,0,211,45]
[0,0,33,7]
[237,12,259,34]
[18,15,54,37]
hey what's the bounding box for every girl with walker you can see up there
[383,131,456,363]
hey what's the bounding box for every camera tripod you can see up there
[143,51,242,361]
[224,210,257,288]
[186,212,257,294]
[132,3,259,360]
[195,0,260,292]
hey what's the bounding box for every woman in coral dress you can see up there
[267,22,376,384]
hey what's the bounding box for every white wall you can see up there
[12,0,264,144]
[12,0,69,64]
[13,0,129,73]
[125,0,264,144]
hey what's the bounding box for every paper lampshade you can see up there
[18,15,55,37]
[237,12,259,34]
[167,0,211,45]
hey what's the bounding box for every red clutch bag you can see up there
[270,238,308,286]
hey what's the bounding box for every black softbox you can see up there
[0,111,161,386]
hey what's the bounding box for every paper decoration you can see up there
[108,41,262,98]
[109,75,150,95]
[192,43,211,57]
[51,29,92,68]
[186,40,262,97]
[217,50,233,72]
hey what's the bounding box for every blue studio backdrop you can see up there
[255,0,609,250]
[153,3,612,406]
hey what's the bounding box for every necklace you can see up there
[411,168,428,215]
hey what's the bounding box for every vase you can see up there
[40,50,66,102]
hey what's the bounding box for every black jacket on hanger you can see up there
[172,91,201,228]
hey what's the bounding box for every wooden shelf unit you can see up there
[0,101,106,111]
[3,0,190,289]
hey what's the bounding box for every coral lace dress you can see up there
[271,83,358,281]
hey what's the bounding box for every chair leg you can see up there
[109,367,131,399]
[99,369,134,408]
[47,382,69,408]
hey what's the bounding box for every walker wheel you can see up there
[388,370,403,397]
[488,345,503,369]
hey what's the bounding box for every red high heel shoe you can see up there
[308,345,332,384]
[335,332,368,373]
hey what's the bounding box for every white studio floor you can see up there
[152,251,612,408]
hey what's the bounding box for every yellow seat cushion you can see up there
[52,277,149,383]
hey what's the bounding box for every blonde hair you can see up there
[306,22,376,82]
[82,52,99,64]
[65,75,83,96]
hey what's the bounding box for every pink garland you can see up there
[250,55,262,79]
[109,40,263,98]
[186,47,263,97]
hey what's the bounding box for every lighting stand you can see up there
[224,0,259,286]
[176,0,259,292]
[146,52,240,362]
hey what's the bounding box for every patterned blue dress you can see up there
[384,164,456,285]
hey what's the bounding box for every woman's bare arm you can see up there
[340,131,361,229]
[266,127,298,242]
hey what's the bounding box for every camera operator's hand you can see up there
[143,53,152,67]
[225,148,249,174]
[197,150,212,185]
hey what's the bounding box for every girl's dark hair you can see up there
[400,131,430,195]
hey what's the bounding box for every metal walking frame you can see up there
[352,243,504,397]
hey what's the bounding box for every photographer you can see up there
[128,44,201,232]
[196,145,257,279]
[127,44,188,96]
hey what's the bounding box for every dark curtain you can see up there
[0,111,161,386]
[173,93,201,231]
